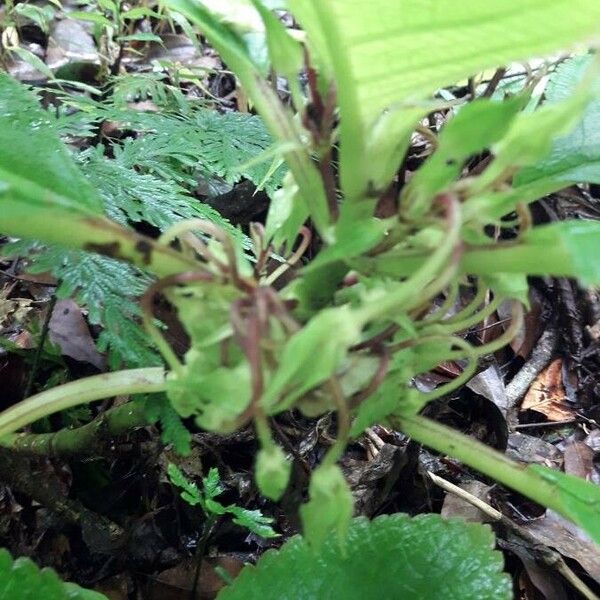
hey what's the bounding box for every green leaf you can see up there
[218,514,511,600]
[250,0,303,82]
[167,0,331,235]
[121,7,162,19]
[5,241,159,368]
[304,202,388,271]
[202,467,224,501]
[517,54,600,185]
[365,105,427,191]
[404,95,527,215]
[0,548,106,599]
[80,146,234,231]
[350,367,409,437]
[167,353,252,432]
[295,0,600,200]
[13,3,55,33]
[110,108,286,197]
[145,396,191,455]
[261,306,362,411]
[264,173,308,249]
[67,11,113,28]
[117,33,164,44]
[528,465,600,544]
[9,47,56,81]
[523,220,600,286]
[168,465,277,537]
[227,506,279,539]
[468,76,596,195]
[168,463,203,506]
[299,464,353,550]
[255,444,291,500]
[0,73,102,215]
[481,273,530,306]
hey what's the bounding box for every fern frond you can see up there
[144,395,192,455]
[100,105,287,195]
[110,72,185,108]
[80,146,234,231]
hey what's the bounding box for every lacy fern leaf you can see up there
[81,146,233,231]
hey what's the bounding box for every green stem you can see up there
[435,296,502,335]
[354,240,575,279]
[460,243,573,276]
[1,207,198,278]
[0,400,151,457]
[393,412,560,520]
[358,195,460,324]
[0,368,166,438]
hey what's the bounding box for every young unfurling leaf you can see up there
[299,464,353,550]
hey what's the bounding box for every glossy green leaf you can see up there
[295,0,600,200]
[517,54,600,186]
[218,514,511,600]
[0,548,106,600]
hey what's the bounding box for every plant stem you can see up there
[0,368,166,438]
[354,240,576,279]
[0,400,151,457]
[392,413,564,525]
[1,207,198,278]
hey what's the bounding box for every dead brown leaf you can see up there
[563,441,595,481]
[49,299,105,369]
[520,359,575,421]
[145,556,244,600]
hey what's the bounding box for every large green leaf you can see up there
[517,54,600,185]
[0,548,106,600]
[293,0,600,200]
[0,73,101,215]
[218,514,511,600]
